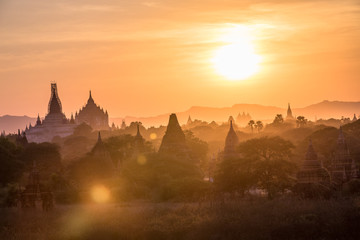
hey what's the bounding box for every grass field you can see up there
[1,198,360,240]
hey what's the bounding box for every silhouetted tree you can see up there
[273,114,284,125]
[19,143,62,181]
[296,116,307,128]
[248,120,255,133]
[0,137,23,186]
[255,121,263,133]
[238,136,296,199]
[215,157,255,196]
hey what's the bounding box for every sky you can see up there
[0,0,359,118]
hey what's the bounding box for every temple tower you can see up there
[223,120,239,157]
[159,113,189,157]
[134,123,145,150]
[187,116,193,125]
[25,83,75,143]
[91,132,114,168]
[330,127,357,185]
[297,139,330,184]
[75,91,109,130]
[286,103,294,120]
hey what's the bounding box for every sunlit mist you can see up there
[91,185,110,204]
[137,155,147,165]
[212,25,262,80]
[150,133,157,140]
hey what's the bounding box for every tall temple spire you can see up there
[136,124,141,138]
[87,90,95,105]
[224,120,239,156]
[48,83,62,114]
[187,115,192,125]
[286,103,294,119]
[36,114,41,126]
[353,114,358,122]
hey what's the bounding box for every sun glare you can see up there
[212,26,262,81]
[91,185,110,204]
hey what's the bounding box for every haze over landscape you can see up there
[1,1,360,240]
[0,0,359,119]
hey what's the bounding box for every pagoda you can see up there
[297,139,330,184]
[76,91,109,130]
[330,127,359,185]
[286,103,295,121]
[223,120,239,158]
[159,113,190,158]
[25,83,76,143]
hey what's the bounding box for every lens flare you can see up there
[91,185,110,203]
[137,155,147,165]
[150,133,157,140]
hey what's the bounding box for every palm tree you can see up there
[256,121,263,132]
[248,120,255,133]
[296,116,307,127]
[273,114,284,125]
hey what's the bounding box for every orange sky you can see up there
[0,0,359,118]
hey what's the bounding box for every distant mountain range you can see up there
[1,101,359,133]
[114,100,360,127]
[0,115,37,134]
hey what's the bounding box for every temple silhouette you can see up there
[25,83,109,143]
[75,91,109,130]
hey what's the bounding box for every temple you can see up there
[25,83,76,143]
[75,91,109,130]
[187,115,193,125]
[159,113,190,158]
[134,124,145,148]
[297,139,330,185]
[286,103,295,121]
[91,132,114,169]
[330,127,359,185]
[223,120,239,158]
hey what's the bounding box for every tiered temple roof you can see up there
[25,83,75,143]
[223,120,239,157]
[297,139,330,184]
[76,91,109,130]
[330,127,358,184]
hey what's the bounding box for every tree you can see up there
[215,157,255,196]
[73,123,93,136]
[296,116,307,128]
[0,137,23,186]
[273,114,284,125]
[19,143,62,181]
[184,130,208,167]
[248,120,255,133]
[238,136,296,199]
[255,121,263,133]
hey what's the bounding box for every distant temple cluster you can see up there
[25,83,109,143]
[222,119,360,191]
[296,127,359,189]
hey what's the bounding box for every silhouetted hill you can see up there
[2,101,359,132]
[113,101,360,127]
[113,104,283,127]
[0,115,36,134]
[294,100,360,120]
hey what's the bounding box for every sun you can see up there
[212,26,262,81]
